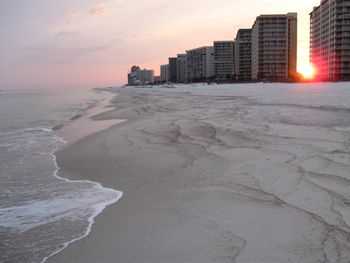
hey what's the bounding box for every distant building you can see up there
[127,65,140,85]
[138,69,155,84]
[168,57,178,82]
[214,41,235,81]
[235,29,252,81]
[127,66,154,85]
[310,0,350,80]
[131,65,140,73]
[160,64,169,83]
[252,13,298,81]
[186,46,214,82]
[176,54,188,83]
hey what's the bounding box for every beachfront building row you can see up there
[160,47,215,84]
[159,54,188,84]
[165,13,297,83]
[310,0,350,80]
[128,0,349,84]
[162,44,232,83]
[128,12,297,85]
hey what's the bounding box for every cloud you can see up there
[111,37,124,44]
[129,34,154,41]
[69,10,81,17]
[89,3,109,17]
[55,31,79,38]
[66,10,81,24]
[113,0,124,4]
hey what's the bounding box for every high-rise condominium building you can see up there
[168,57,178,82]
[160,64,169,83]
[252,13,298,81]
[138,69,155,84]
[127,65,140,85]
[235,29,252,81]
[127,66,154,85]
[213,41,235,81]
[310,0,350,80]
[176,54,188,83]
[186,46,214,82]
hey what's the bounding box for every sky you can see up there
[0,0,321,89]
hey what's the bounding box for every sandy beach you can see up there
[48,83,350,263]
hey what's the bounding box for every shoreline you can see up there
[57,89,126,147]
[48,84,350,263]
[44,89,125,263]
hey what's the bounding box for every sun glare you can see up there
[298,62,316,80]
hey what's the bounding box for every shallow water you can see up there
[0,88,122,263]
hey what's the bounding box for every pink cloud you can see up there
[65,10,81,24]
[89,3,109,17]
[69,10,81,17]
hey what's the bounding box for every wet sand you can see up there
[48,84,350,263]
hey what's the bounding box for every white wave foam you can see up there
[41,111,123,263]
[0,127,55,137]
[40,188,123,263]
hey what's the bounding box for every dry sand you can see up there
[48,84,350,263]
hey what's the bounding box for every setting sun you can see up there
[298,62,316,80]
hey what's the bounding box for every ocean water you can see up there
[0,88,122,263]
